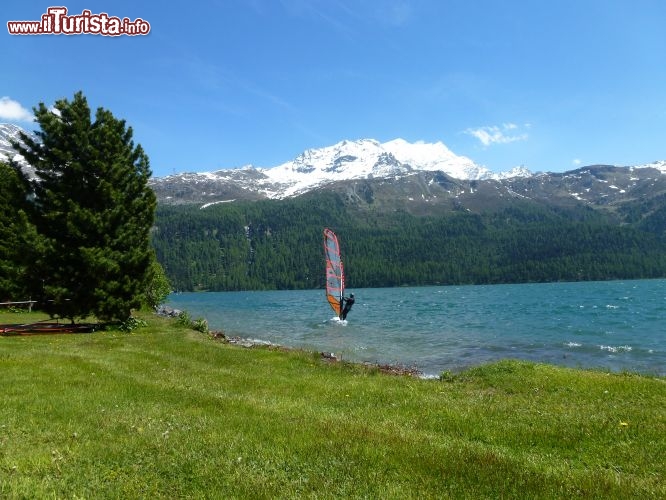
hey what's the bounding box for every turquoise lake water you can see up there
[166,279,666,377]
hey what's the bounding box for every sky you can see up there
[2,0,665,178]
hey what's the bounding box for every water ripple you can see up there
[168,279,666,377]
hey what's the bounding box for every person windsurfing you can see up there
[341,293,355,320]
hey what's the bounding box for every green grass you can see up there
[1,311,664,499]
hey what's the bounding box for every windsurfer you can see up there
[341,293,355,320]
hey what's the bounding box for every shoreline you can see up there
[157,304,431,378]
[209,330,428,378]
[155,305,665,380]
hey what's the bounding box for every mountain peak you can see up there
[382,138,487,178]
[257,137,490,197]
[6,123,665,205]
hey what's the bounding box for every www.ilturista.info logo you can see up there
[7,7,150,36]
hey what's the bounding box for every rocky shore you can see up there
[156,304,426,378]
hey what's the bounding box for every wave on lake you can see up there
[167,279,666,377]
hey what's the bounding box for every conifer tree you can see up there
[0,161,36,300]
[13,91,157,322]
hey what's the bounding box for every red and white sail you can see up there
[323,228,345,319]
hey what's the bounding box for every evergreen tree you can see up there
[0,161,36,300]
[12,91,157,322]
[151,194,666,292]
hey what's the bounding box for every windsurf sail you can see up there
[323,228,344,319]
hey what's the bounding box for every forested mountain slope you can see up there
[152,191,666,291]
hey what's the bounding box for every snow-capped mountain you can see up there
[148,137,532,202]
[0,123,31,163]
[146,137,666,212]
[262,138,494,198]
[3,123,666,212]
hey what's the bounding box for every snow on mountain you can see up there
[633,160,666,174]
[383,138,486,177]
[4,122,665,202]
[0,124,542,196]
[147,137,493,200]
[491,165,534,180]
[0,124,38,180]
[0,123,30,163]
[260,138,499,198]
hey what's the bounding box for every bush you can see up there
[118,316,148,333]
[192,318,209,334]
[174,311,208,334]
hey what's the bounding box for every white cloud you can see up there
[0,97,34,122]
[465,123,529,147]
[572,158,582,166]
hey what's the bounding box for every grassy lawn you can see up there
[1,310,664,498]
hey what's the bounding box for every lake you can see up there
[166,279,666,377]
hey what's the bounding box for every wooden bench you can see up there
[0,300,38,312]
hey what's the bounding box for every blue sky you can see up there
[2,1,665,177]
